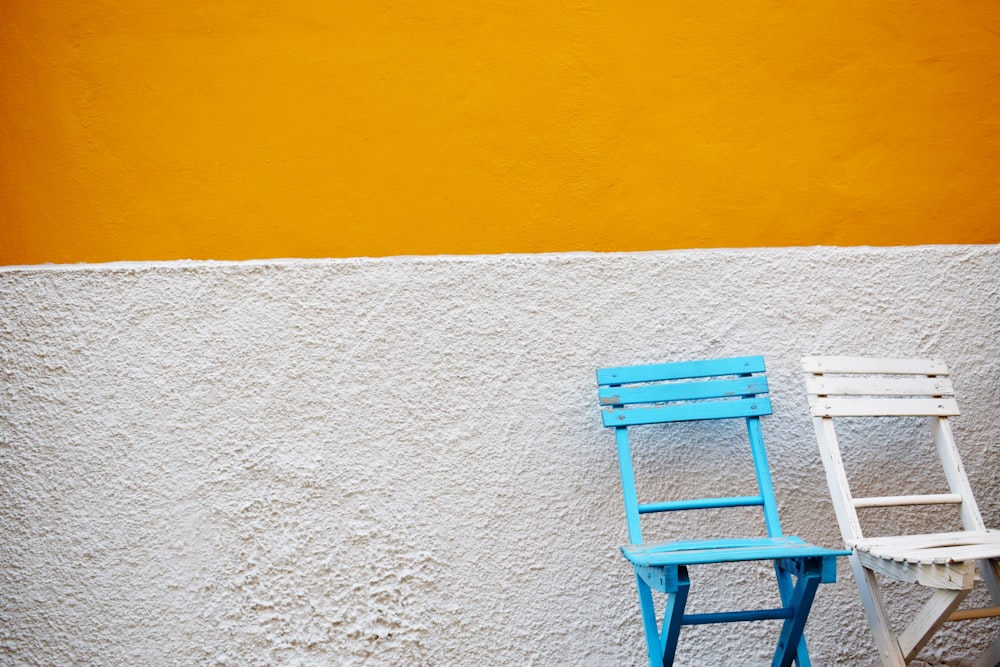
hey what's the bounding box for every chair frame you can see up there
[598,355,846,667]
[802,355,1000,667]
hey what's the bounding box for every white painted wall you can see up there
[1,246,998,666]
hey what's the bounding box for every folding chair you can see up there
[802,356,1000,666]
[597,355,847,667]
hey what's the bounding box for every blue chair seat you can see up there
[624,536,844,571]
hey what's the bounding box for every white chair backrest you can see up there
[802,356,986,543]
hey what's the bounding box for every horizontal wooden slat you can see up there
[851,530,997,550]
[623,536,847,567]
[853,493,963,508]
[630,536,794,553]
[597,355,764,386]
[801,356,949,376]
[873,542,1000,565]
[638,495,764,513]
[804,376,953,398]
[599,377,768,406]
[807,396,959,417]
[948,606,1000,622]
[602,397,772,426]
[683,608,793,625]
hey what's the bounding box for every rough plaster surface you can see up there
[1,246,998,666]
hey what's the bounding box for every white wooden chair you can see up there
[802,356,1000,667]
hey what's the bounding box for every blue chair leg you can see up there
[660,566,690,666]
[635,573,662,667]
[773,563,810,667]
[635,567,690,667]
[771,559,823,667]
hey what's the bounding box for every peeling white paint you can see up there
[1,246,998,666]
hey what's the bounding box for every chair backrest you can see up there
[802,356,987,543]
[597,355,784,545]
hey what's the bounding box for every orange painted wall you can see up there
[2,1,999,265]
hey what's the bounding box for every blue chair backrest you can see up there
[597,355,784,545]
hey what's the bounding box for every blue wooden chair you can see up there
[597,355,848,667]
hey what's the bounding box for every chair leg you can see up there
[660,567,690,666]
[635,573,662,667]
[773,562,811,666]
[898,588,969,662]
[848,554,907,667]
[977,558,1000,605]
[772,559,822,667]
[970,558,1000,667]
[635,568,689,667]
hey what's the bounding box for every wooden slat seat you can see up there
[802,356,1000,666]
[624,536,842,571]
[853,530,1000,566]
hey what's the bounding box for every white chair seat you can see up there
[851,530,1000,565]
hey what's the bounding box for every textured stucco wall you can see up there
[1,246,998,666]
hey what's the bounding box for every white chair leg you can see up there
[977,558,1000,605]
[898,588,969,662]
[849,555,907,667]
